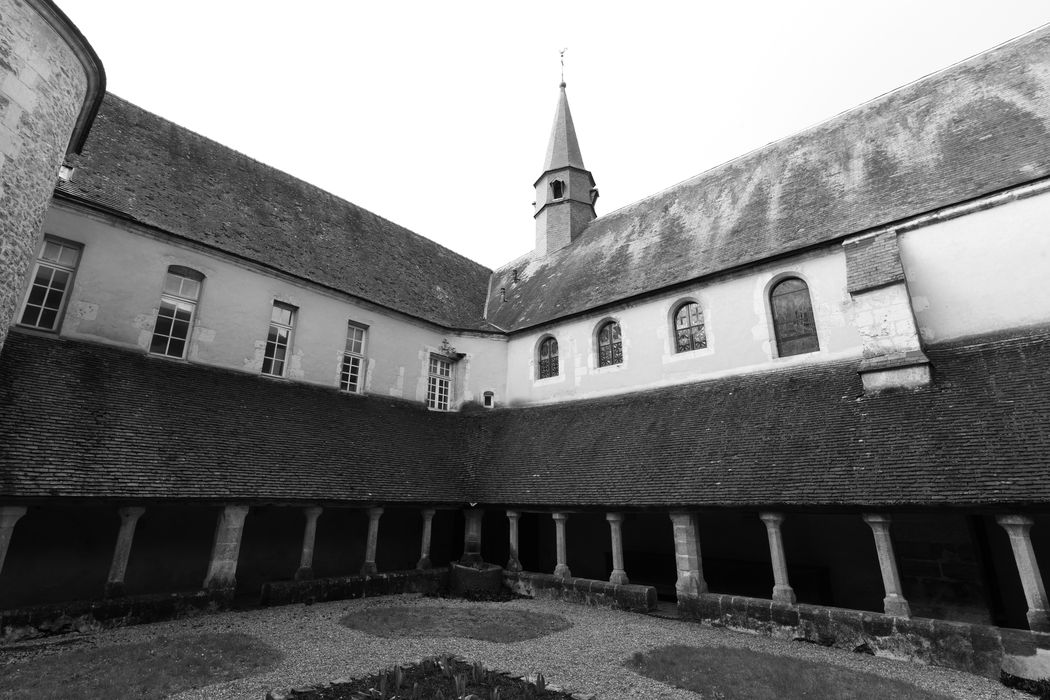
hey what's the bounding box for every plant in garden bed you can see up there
[275,656,571,699]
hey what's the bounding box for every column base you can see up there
[675,572,708,597]
[294,567,314,581]
[506,557,522,573]
[460,552,484,567]
[554,564,572,579]
[360,561,378,576]
[103,581,126,598]
[204,576,236,591]
[609,569,629,585]
[883,594,911,618]
[416,557,432,570]
[1028,609,1050,633]
[772,585,796,605]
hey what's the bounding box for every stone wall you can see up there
[260,568,448,606]
[679,592,1050,681]
[504,570,656,613]
[0,0,93,351]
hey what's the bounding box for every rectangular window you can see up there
[149,270,202,358]
[19,238,81,331]
[426,355,453,411]
[262,302,296,377]
[340,322,367,392]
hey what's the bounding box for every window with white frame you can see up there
[426,354,453,411]
[262,302,296,377]
[19,237,81,331]
[340,321,367,392]
[149,267,203,358]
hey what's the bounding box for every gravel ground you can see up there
[2,595,1031,700]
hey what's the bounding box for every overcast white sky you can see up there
[61,2,1049,270]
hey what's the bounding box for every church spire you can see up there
[533,76,598,257]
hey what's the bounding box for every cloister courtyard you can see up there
[0,595,1029,699]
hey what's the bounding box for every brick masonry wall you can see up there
[0,0,88,351]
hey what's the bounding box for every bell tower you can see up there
[533,81,598,256]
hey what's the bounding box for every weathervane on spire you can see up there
[560,47,567,87]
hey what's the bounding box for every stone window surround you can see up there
[17,234,82,333]
[148,265,205,360]
[763,270,821,361]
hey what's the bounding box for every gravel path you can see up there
[5,595,1031,699]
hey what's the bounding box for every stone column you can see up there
[295,506,323,581]
[552,512,571,579]
[105,506,145,597]
[506,510,523,572]
[862,513,911,617]
[417,508,435,570]
[607,512,629,585]
[0,506,27,575]
[669,511,707,596]
[460,507,484,566]
[361,506,383,575]
[997,515,1050,632]
[760,512,796,604]
[203,505,250,590]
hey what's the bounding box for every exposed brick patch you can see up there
[844,232,906,295]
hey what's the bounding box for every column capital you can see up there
[606,512,624,524]
[118,506,146,520]
[759,511,785,527]
[421,507,436,519]
[997,514,1035,530]
[367,506,385,519]
[303,506,323,520]
[552,511,569,523]
[862,513,891,525]
[506,509,520,520]
[0,506,27,528]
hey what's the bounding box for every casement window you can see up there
[537,336,559,379]
[673,301,707,353]
[149,267,203,358]
[340,321,367,392]
[426,354,453,411]
[18,237,81,331]
[597,320,623,367]
[770,277,819,357]
[262,302,297,377]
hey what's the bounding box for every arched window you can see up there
[551,180,565,200]
[597,321,623,367]
[770,277,819,357]
[538,336,559,379]
[673,301,707,353]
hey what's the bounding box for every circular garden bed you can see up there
[340,604,572,643]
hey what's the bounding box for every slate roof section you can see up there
[542,84,586,173]
[488,26,1050,331]
[0,332,472,503]
[55,94,494,331]
[2,328,1049,508]
[473,328,1050,508]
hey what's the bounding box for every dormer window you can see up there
[551,180,565,200]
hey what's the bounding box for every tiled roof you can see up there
[488,26,1050,330]
[56,94,494,331]
[474,328,1050,508]
[0,332,471,503]
[2,328,1049,508]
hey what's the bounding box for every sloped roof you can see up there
[488,26,1050,331]
[56,94,494,331]
[0,332,472,503]
[475,328,1050,508]
[2,329,1049,508]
